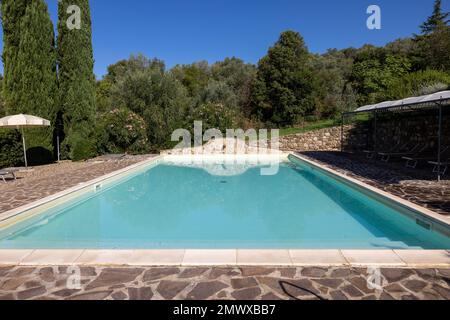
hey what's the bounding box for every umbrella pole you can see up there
[21,127,28,168]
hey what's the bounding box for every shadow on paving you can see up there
[298,151,450,215]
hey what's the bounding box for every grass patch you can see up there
[279,119,337,137]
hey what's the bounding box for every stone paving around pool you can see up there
[299,152,450,216]
[0,266,449,300]
[0,155,156,214]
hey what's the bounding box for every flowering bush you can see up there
[190,102,240,133]
[96,108,149,155]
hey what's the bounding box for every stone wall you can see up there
[279,126,349,152]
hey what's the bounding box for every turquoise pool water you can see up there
[0,157,449,249]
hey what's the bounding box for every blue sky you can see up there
[0,0,448,78]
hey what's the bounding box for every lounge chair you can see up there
[429,158,450,176]
[403,146,449,169]
[363,141,405,159]
[378,143,426,162]
[0,168,19,183]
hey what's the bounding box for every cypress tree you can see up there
[1,0,31,113]
[57,0,96,160]
[421,0,449,34]
[1,0,57,159]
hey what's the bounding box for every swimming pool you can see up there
[0,155,449,250]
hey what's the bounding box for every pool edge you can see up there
[0,153,449,268]
[0,249,448,268]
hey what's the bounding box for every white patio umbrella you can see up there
[0,114,51,168]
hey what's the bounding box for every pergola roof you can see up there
[346,90,450,115]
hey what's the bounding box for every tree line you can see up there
[1,0,449,165]
[0,0,94,164]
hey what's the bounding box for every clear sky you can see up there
[0,0,449,78]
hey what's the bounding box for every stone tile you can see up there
[261,293,283,300]
[0,277,29,291]
[231,287,262,300]
[208,268,240,279]
[17,286,46,300]
[432,283,450,299]
[241,267,276,277]
[21,250,84,266]
[279,268,297,278]
[341,285,364,298]
[68,291,113,300]
[237,250,291,266]
[381,268,414,282]
[187,281,228,300]
[301,267,328,277]
[230,277,258,289]
[178,268,209,279]
[85,268,144,290]
[38,267,56,282]
[341,250,406,266]
[128,250,185,266]
[289,250,348,266]
[156,280,190,300]
[0,250,34,265]
[143,268,180,282]
[330,290,348,300]
[313,278,343,289]
[0,294,15,300]
[111,291,128,300]
[75,250,134,265]
[403,280,428,292]
[394,250,450,267]
[182,250,236,266]
[128,287,153,300]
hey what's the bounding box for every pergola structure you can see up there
[342,91,450,181]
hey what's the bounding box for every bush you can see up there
[384,70,450,100]
[95,108,149,155]
[190,102,240,133]
[26,147,53,166]
[0,129,23,168]
[71,138,96,161]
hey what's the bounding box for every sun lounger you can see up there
[0,168,19,183]
[429,158,450,176]
[403,146,449,169]
[378,143,426,162]
[364,141,406,159]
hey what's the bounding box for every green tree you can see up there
[0,76,5,116]
[57,0,96,160]
[211,57,256,115]
[350,46,411,104]
[420,0,449,35]
[95,108,149,155]
[414,0,450,72]
[171,61,210,100]
[1,0,31,114]
[309,49,356,117]
[251,31,316,126]
[110,57,191,150]
[13,0,57,153]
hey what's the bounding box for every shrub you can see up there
[95,108,149,155]
[384,70,450,100]
[190,102,240,133]
[0,129,23,168]
[26,147,53,166]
